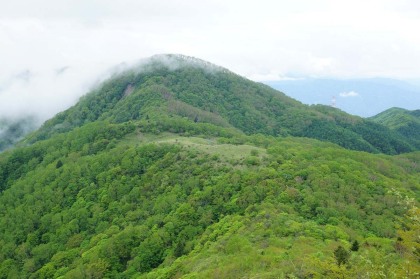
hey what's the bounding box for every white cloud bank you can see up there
[1,0,420,122]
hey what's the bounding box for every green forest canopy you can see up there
[0,55,418,278]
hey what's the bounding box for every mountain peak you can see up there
[24,55,418,154]
[131,54,231,75]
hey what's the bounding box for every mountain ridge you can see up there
[370,107,420,149]
[0,54,418,278]
[25,54,416,155]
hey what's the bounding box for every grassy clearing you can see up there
[121,131,266,162]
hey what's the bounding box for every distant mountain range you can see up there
[264,78,420,117]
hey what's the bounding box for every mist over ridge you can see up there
[1,2,420,276]
[1,54,419,153]
[3,54,419,127]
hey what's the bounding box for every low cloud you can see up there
[1,0,420,128]
[0,65,110,125]
[339,91,359,98]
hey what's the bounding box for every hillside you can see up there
[0,55,419,278]
[370,107,420,149]
[28,54,415,155]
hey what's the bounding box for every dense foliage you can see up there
[0,55,419,278]
[29,55,416,155]
[370,107,420,149]
[1,121,419,278]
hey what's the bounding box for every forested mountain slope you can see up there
[1,122,419,278]
[370,107,420,149]
[0,54,419,278]
[28,54,416,155]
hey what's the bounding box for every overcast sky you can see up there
[1,0,420,121]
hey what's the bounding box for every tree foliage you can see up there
[334,246,350,266]
[0,55,418,278]
[26,55,417,155]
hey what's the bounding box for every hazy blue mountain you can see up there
[264,78,420,117]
